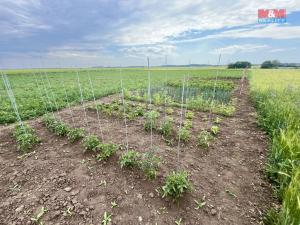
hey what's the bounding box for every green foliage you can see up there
[139,151,161,179]
[144,110,160,131]
[165,107,174,115]
[178,127,190,142]
[197,130,213,148]
[162,170,191,200]
[13,123,40,152]
[185,111,194,119]
[261,60,280,69]
[102,211,112,225]
[183,119,193,129]
[67,128,85,142]
[214,116,222,124]
[210,125,219,135]
[82,135,101,152]
[159,117,173,137]
[120,150,140,168]
[228,61,251,69]
[42,115,69,136]
[263,208,279,225]
[96,143,119,161]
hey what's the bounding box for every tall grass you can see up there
[250,69,300,224]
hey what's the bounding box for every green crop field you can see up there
[0,68,242,124]
[250,69,300,225]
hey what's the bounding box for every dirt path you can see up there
[0,80,275,225]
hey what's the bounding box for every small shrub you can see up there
[53,121,69,136]
[166,108,174,115]
[144,111,160,131]
[42,114,57,131]
[162,170,191,200]
[120,150,140,168]
[13,124,40,152]
[67,128,85,142]
[197,131,213,148]
[139,151,161,179]
[159,117,173,137]
[83,135,101,152]
[210,125,220,135]
[96,143,119,161]
[183,120,193,129]
[185,111,194,119]
[178,127,190,142]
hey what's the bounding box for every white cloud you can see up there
[121,44,177,58]
[211,44,269,55]
[0,0,50,37]
[114,0,300,45]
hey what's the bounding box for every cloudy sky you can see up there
[0,0,300,68]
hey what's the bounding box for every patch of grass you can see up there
[162,170,192,200]
[120,150,140,168]
[13,123,40,152]
[82,135,101,152]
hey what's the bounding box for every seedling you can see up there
[194,199,206,209]
[162,170,191,200]
[144,110,160,131]
[111,201,118,208]
[183,120,193,129]
[13,124,40,152]
[214,116,222,124]
[159,117,173,137]
[197,131,213,148]
[175,218,183,225]
[225,189,237,198]
[120,150,140,168]
[96,143,119,161]
[31,206,47,225]
[102,211,112,225]
[185,111,194,119]
[63,206,72,216]
[82,135,101,152]
[99,180,107,187]
[165,107,174,115]
[67,128,85,142]
[139,151,161,179]
[178,127,190,142]
[210,125,220,135]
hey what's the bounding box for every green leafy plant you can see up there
[13,124,40,152]
[183,119,193,129]
[139,151,161,179]
[53,121,69,136]
[210,125,220,135]
[144,110,160,131]
[102,211,112,225]
[197,130,213,148]
[96,143,119,161]
[159,117,173,137]
[162,170,191,200]
[185,111,194,119]
[67,128,85,142]
[178,127,190,142]
[175,218,183,225]
[194,199,206,209]
[214,116,222,124]
[165,107,174,115]
[31,206,47,225]
[82,135,101,152]
[120,150,140,168]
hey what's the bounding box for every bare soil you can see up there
[0,80,276,225]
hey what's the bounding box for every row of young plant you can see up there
[250,71,300,225]
[144,110,221,148]
[12,123,40,152]
[124,88,235,117]
[90,100,146,120]
[42,114,192,201]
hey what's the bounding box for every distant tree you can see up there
[261,60,281,69]
[227,61,251,69]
